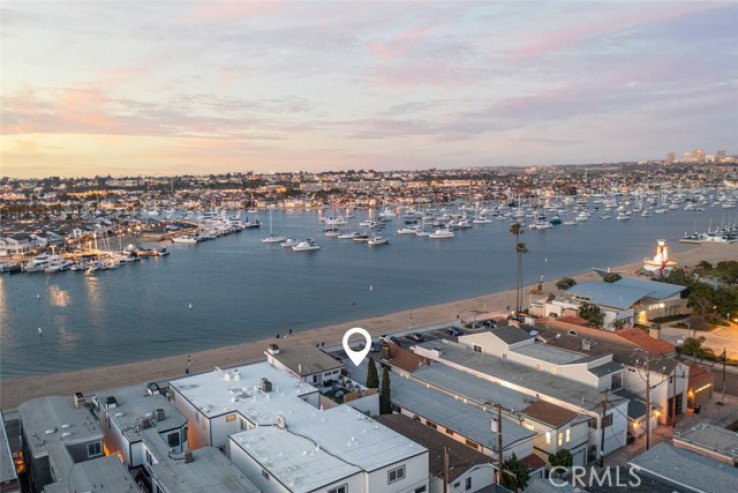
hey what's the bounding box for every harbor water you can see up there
[0,207,734,377]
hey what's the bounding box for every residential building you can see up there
[265,343,344,387]
[533,277,688,328]
[0,411,20,493]
[628,443,738,492]
[378,414,496,493]
[673,424,738,466]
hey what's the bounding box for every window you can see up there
[328,485,347,493]
[588,417,598,429]
[465,439,479,450]
[603,414,613,428]
[145,449,153,466]
[388,465,406,484]
[415,487,427,493]
[566,428,571,443]
[88,441,102,458]
[550,367,558,375]
[473,344,482,353]
[545,431,551,444]
[445,428,454,436]
[226,414,235,422]
[502,353,507,359]
[466,477,472,490]
[536,363,543,371]
[168,431,180,448]
[558,432,563,447]
[426,420,437,430]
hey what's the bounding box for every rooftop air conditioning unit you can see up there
[277,415,287,430]
[138,417,153,429]
[268,344,280,355]
[147,382,160,396]
[260,378,273,393]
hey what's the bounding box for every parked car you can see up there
[480,319,497,328]
[444,326,465,336]
[406,332,425,342]
[389,336,402,345]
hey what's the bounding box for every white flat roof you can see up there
[231,405,426,492]
[170,362,319,422]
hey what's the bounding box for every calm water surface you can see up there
[0,208,733,377]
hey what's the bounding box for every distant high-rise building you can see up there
[666,152,676,164]
[683,151,693,162]
[693,149,705,163]
[717,150,727,162]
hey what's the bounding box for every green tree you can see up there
[609,318,628,331]
[509,223,526,314]
[603,272,622,283]
[578,302,604,328]
[549,449,573,469]
[556,277,577,291]
[366,358,379,389]
[380,366,392,414]
[501,453,530,490]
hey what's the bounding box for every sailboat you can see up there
[261,209,286,244]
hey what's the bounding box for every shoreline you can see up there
[2,242,736,409]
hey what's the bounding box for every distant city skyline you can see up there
[2,1,737,178]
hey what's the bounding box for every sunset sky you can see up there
[2,1,736,178]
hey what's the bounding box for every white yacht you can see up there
[472,216,493,224]
[574,211,588,222]
[429,229,455,239]
[337,231,361,240]
[25,254,56,272]
[367,236,389,246]
[292,239,321,252]
[281,238,299,248]
[172,235,198,244]
[396,227,418,235]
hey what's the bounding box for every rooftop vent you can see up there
[105,396,118,409]
[277,415,287,430]
[183,450,194,463]
[73,392,85,408]
[154,408,165,421]
[147,382,160,396]
[268,344,280,355]
[137,417,154,429]
[261,378,273,393]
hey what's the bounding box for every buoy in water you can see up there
[38,327,43,335]
[37,294,41,299]
[369,285,373,291]
[188,302,193,309]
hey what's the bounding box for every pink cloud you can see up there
[365,25,433,60]
[512,3,724,61]
[182,0,285,24]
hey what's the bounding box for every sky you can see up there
[1,1,737,178]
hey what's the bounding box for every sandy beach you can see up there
[2,242,736,409]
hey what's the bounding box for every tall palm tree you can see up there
[509,222,526,313]
[516,241,529,313]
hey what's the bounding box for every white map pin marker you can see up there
[342,327,372,366]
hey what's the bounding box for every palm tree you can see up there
[509,222,527,313]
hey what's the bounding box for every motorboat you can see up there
[396,227,418,235]
[472,216,493,224]
[429,229,455,239]
[367,236,389,246]
[292,239,321,252]
[281,238,299,248]
[323,227,340,237]
[337,231,361,239]
[352,234,371,242]
[25,254,57,272]
[172,235,198,244]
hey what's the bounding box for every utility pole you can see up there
[496,405,504,485]
[721,347,727,401]
[442,446,449,493]
[645,358,651,451]
[672,369,677,429]
[600,390,608,467]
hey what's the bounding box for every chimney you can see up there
[649,325,661,340]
